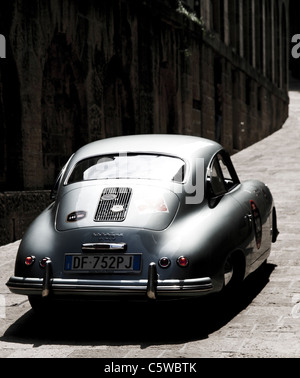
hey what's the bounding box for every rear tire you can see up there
[224,259,233,287]
[28,296,55,316]
[223,252,245,292]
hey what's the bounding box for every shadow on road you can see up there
[289,74,300,92]
[1,263,275,348]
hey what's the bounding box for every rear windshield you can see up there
[66,154,185,184]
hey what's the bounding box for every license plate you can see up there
[64,254,142,273]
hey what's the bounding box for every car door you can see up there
[207,151,255,261]
[208,150,240,203]
[208,151,270,268]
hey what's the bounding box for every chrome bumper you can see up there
[7,261,213,300]
[7,276,213,298]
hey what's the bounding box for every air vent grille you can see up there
[94,187,132,222]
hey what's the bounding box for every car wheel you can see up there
[223,252,245,291]
[224,259,233,286]
[28,296,54,315]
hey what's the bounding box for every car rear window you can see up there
[66,154,185,184]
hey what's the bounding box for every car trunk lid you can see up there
[55,183,180,232]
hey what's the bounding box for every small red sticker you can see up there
[136,196,169,214]
[250,200,262,249]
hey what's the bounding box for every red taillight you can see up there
[177,256,189,267]
[25,256,35,266]
[39,257,50,268]
[158,257,171,268]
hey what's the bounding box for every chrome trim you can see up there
[147,262,158,300]
[42,259,52,297]
[82,243,127,251]
[7,276,213,297]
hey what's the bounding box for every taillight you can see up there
[25,256,35,266]
[158,257,171,268]
[39,257,51,268]
[177,256,189,267]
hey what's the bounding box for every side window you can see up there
[210,156,227,196]
[208,152,239,197]
[219,157,234,187]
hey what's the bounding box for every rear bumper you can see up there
[7,275,213,299]
[7,260,214,300]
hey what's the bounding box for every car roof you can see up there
[71,134,222,163]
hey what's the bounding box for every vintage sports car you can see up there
[7,134,278,311]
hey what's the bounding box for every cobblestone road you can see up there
[1,84,300,358]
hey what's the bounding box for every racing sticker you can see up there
[250,200,262,249]
[136,195,169,214]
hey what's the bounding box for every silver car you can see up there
[7,134,278,312]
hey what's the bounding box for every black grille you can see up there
[94,187,132,222]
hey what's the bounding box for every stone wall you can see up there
[0,191,51,246]
[0,0,290,245]
[0,0,289,192]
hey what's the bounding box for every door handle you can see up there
[244,213,252,224]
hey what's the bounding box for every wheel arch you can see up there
[224,249,246,288]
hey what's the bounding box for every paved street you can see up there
[1,82,300,358]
